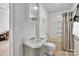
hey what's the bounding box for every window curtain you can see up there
[61,12,74,52]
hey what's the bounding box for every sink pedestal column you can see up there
[23,44,47,56]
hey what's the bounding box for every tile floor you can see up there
[0,40,9,56]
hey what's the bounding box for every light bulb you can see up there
[58,15,61,18]
[33,6,38,10]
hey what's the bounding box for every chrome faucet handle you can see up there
[30,37,35,40]
[39,37,44,40]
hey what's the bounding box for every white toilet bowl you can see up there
[41,35,56,56]
[44,42,56,56]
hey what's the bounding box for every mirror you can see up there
[29,3,39,22]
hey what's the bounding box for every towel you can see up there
[73,22,79,37]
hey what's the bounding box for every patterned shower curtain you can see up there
[61,12,74,52]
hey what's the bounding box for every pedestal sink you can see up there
[23,37,45,48]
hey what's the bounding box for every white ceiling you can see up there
[42,3,75,13]
[0,3,75,14]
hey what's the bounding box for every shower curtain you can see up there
[61,12,74,52]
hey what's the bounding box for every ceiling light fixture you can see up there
[58,15,61,18]
[33,6,38,10]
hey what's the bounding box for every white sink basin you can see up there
[23,37,45,48]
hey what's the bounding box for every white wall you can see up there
[39,4,48,37]
[10,3,36,56]
[10,3,48,56]
[0,14,9,33]
[48,13,62,38]
[0,5,9,33]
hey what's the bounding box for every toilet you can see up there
[43,35,56,56]
[44,42,56,56]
